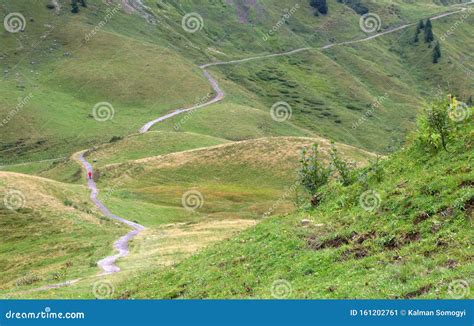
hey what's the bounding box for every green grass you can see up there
[0,172,126,296]
[85,131,229,169]
[2,0,471,164]
[112,123,473,299]
[94,136,372,228]
[201,10,473,153]
[1,0,472,300]
[0,0,213,163]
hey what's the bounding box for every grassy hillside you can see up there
[200,9,473,153]
[113,122,473,299]
[101,0,470,62]
[5,135,372,299]
[0,0,471,301]
[0,172,126,295]
[84,131,230,168]
[1,0,472,165]
[0,0,213,163]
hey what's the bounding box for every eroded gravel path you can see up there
[77,152,145,274]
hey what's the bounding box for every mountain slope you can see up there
[113,123,473,299]
[1,0,472,164]
[0,172,126,293]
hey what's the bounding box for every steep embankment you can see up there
[114,124,473,299]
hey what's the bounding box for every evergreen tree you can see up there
[432,42,441,63]
[418,19,425,30]
[414,25,421,43]
[310,0,328,15]
[71,0,79,13]
[424,18,434,43]
[79,0,87,7]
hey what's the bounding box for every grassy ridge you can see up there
[94,137,372,228]
[0,172,126,294]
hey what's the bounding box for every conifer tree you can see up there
[418,19,425,30]
[71,0,79,13]
[425,19,434,43]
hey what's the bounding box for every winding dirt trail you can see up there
[77,152,145,274]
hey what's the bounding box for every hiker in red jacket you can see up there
[88,171,92,180]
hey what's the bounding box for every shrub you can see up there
[16,273,41,286]
[298,144,332,197]
[329,142,354,186]
[109,135,123,143]
[337,0,368,15]
[417,96,455,152]
[432,42,441,64]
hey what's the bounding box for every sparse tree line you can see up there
[71,0,87,13]
[309,0,368,16]
[413,18,441,64]
[47,0,87,13]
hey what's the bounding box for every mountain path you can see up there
[140,4,471,132]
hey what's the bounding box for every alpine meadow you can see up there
[0,0,472,303]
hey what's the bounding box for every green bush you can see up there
[329,142,355,186]
[298,144,331,197]
[417,96,454,152]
